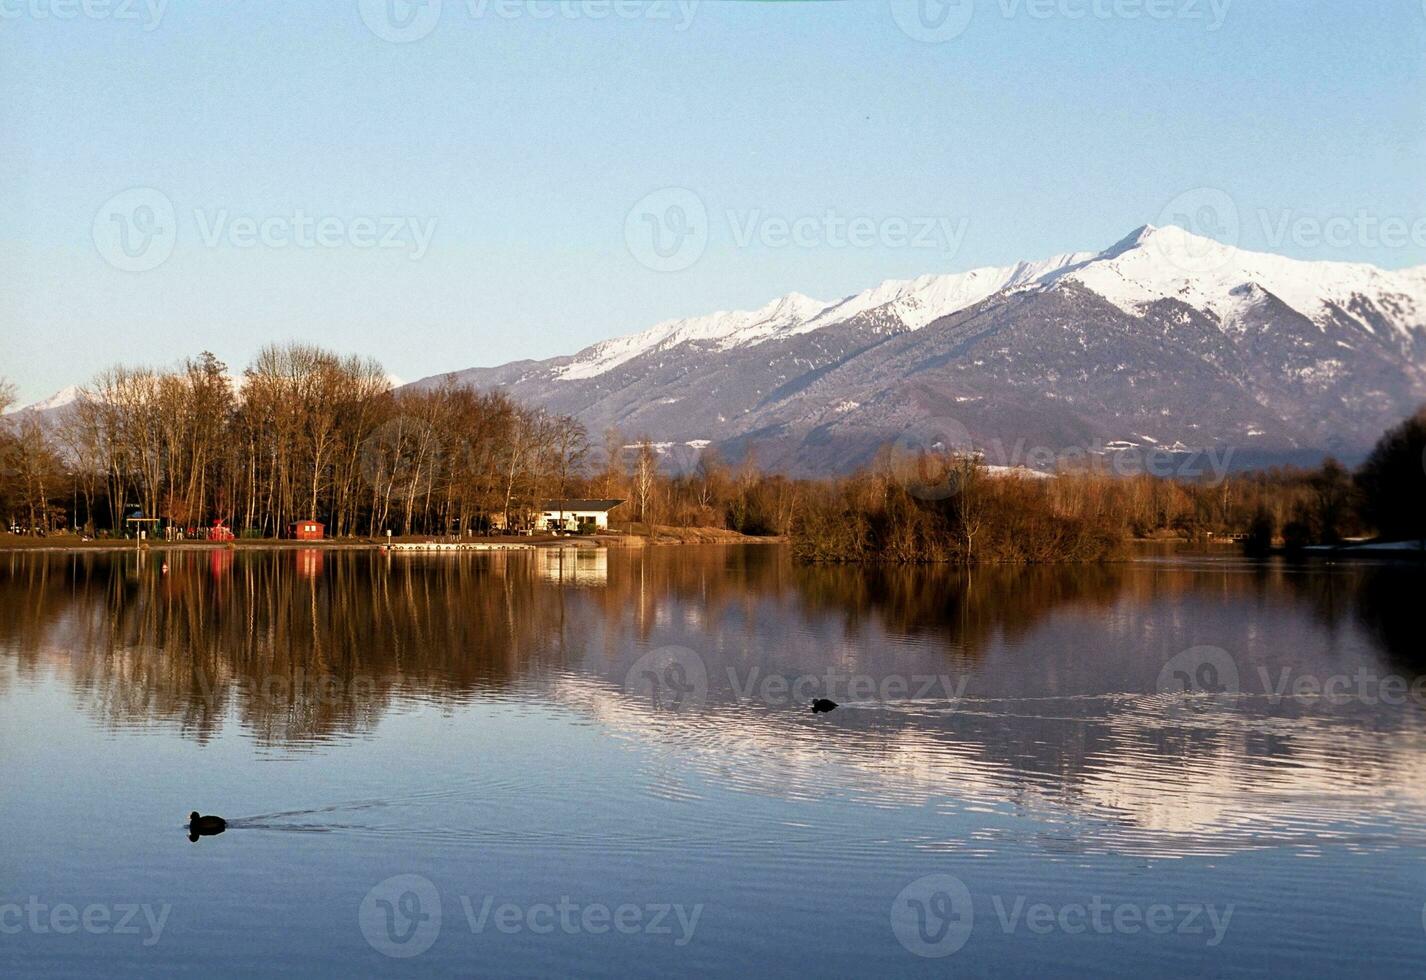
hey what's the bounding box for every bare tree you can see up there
[633,438,658,530]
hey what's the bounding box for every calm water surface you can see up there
[1,545,1424,977]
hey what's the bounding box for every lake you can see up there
[1,545,1424,977]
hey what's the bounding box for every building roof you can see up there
[539,499,624,512]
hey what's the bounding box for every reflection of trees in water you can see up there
[2,547,1420,750]
[1278,561,1426,673]
[791,562,1126,656]
[0,547,801,746]
[0,551,581,745]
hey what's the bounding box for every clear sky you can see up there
[3,0,1424,403]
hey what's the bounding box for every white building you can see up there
[537,499,624,532]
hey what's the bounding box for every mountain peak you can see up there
[5,384,80,416]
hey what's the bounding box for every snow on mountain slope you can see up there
[4,384,80,416]
[1060,224,1426,336]
[799,250,1096,332]
[556,249,1096,381]
[557,291,828,380]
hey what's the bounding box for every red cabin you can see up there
[210,519,234,542]
[290,520,325,540]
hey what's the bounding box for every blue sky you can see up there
[2,0,1424,403]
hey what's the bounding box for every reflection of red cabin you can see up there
[296,548,323,578]
[291,520,325,540]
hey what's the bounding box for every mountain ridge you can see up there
[12,225,1426,475]
[404,224,1426,473]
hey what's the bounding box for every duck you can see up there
[187,811,227,842]
[811,698,838,713]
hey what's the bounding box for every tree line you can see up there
[1,345,593,537]
[2,347,1423,560]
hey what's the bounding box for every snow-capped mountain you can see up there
[15,224,1425,475]
[3,384,80,416]
[553,249,1098,381]
[1055,224,1426,345]
[557,291,829,380]
[410,224,1426,474]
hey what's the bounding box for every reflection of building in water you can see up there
[296,548,323,579]
[537,547,608,586]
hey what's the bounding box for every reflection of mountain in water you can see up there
[1,547,1424,853]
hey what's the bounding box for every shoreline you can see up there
[0,529,781,554]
